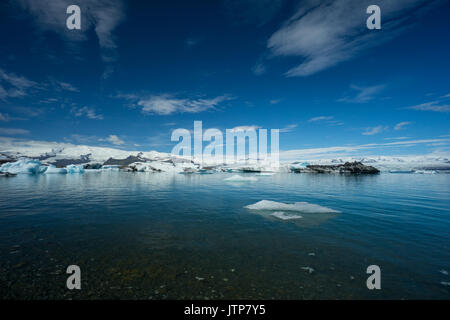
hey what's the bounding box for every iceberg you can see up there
[224,174,258,182]
[44,165,67,174]
[289,162,310,170]
[245,200,340,213]
[66,164,85,174]
[0,159,42,174]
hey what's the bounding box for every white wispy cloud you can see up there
[0,68,80,104]
[72,106,104,120]
[8,106,44,118]
[0,127,29,135]
[65,134,101,144]
[308,116,334,123]
[229,125,261,133]
[269,99,282,105]
[407,101,450,112]
[339,84,385,103]
[308,116,343,126]
[267,0,439,77]
[394,121,413,131]
[362,125,388,136]
[280,138,450,160]
[0,113,10,122]
[100,134,125,145]
[18,0,125,78]
[384,136,411,140]
[252,63,266,76]
[118,94,233,115]
[279,124,298,133]
[50,80,79,92]
[0,68,38,100]
[185,37,203,47]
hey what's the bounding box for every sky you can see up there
[0,0,449,159]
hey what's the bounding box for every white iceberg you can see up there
[289,162,310,170]
[0,159,43,174]
[270,211,303,220]
[245,200,340,213]
[66,164,85,174]
[44,165,67,174]
[126,161,190,173]
[224,174,258,182]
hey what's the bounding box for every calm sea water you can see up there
[0,172,449,299]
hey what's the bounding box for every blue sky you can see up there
[0,0,449,159]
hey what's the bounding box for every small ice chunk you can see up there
[224,174,258,182]
[301,267,315,274]
[245,200,339,213]
[439,269,448,275]
[441,281,450,286]
[270,211,302,220]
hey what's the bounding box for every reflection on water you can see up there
[0,172,449,299]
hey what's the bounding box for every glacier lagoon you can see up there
[0,171,449,299]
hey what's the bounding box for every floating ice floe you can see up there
[224,174,258,182]
[245,200,340,213]
[270,211,302,220]
[0,159,43,174]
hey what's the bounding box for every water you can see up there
[0,172,449,299]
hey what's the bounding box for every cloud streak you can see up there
[362,125,388,136]
[101,134,125,145]
[267,0,439,77]
[118,94,233,115]
[394,121,412,131]
[339,84,385,103]
[0,127,30,135]
[281,138,450,160]
[72,106,104,120]
[407,101,450,112]
[0,68,38,100]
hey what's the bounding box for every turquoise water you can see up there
[0,172,449,299]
